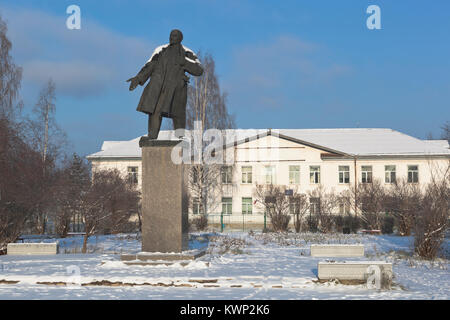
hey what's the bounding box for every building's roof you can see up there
[86,128,450,159]
[423,139,450,149]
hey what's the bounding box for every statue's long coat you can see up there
[135,44,203,119]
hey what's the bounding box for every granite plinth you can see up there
[120,250,206,266]
[139,138,189,253]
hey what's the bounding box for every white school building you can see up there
[86,128,450,227]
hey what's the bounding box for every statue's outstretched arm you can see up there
[127,59,156,91]
[136,60,156,85]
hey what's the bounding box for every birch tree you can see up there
[80,169,139,253]
[26,79,67,233]
[0,15,22,122]
[185,52,235,217]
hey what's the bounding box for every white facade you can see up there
[87,129,450,225]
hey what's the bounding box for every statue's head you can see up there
[169,29,183,45]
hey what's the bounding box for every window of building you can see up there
[310,166,320,184]
[222,197,232,215]
[289,165,300,184]
[361,166,373,183]
[264,166,275,184]
[192,198,204,215]
[309,197,320,214]
[408,165,419,183]
[242,197,253,214]
[127,166,138,184]
[338,166,350,184]
[241,166,252,184]
[385,165,396,183]
[70,213,85,233]
[221,166,232,184]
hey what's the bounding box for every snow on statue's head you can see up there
[169,29,183,45]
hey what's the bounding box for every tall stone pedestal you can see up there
[139,137,188,253]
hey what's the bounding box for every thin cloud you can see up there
[2,7,155,98]
[225,35,351,110]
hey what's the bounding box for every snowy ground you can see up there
[0,232,448,300]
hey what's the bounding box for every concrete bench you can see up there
[310,244,364,257]
[7,243,59,255]
[318,261,393,285]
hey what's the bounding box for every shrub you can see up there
[343,215,360,233]
[307,215,319,232]
[192,214,208,231]
[382,215,395,234]
[271,213,291,232]
[334,215,344,233]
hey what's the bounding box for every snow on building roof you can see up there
[101,141,126,151]
[86,128,450,160]
[277,128,450,156]
[423,139,450,149]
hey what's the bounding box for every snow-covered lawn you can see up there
[0,232,448,299]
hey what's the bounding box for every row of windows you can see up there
[192,197,352,215]
[192,197,254,215]
[127,164,420,185]
[220,164,420,185]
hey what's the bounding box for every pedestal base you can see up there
[120,250,206,266]
[139,137,189,253]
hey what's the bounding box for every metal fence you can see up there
[193,213,271,232]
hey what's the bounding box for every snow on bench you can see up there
[7,243,59,255]
[310,244,364,257]
[318,261,393,283]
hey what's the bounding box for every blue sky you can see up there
[1,0,449,156]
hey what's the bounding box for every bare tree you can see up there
[186,51,235,131]
[24,80,68,233]
[52,154,90,237]
[27,79,67,164]
[254,184,293,232]
[441,121,450,144]
[79,169,139,253]
[0,15,22,122]
[184,52,235,218]
[186,163,222,218]
[0,16,33,252]
[290,193,309,233]
[414,162,449,259]
[342,179,386,231]
[358,179,386,230]
[385,179,421,236]
[0,120,43,252]
[307,185,338,233]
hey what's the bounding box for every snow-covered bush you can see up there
[207,235,250,255]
